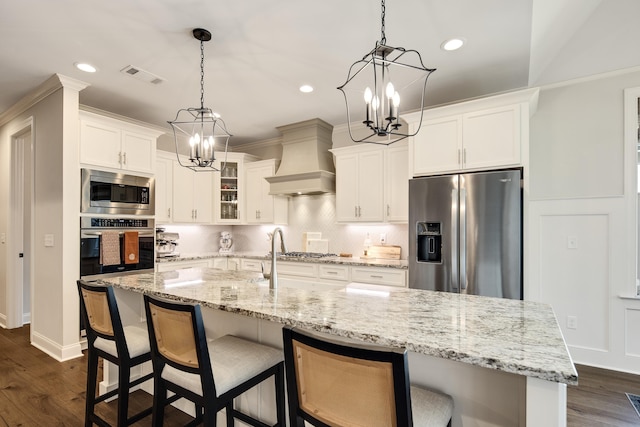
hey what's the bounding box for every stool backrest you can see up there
[282,326,412,427]
[77,280,127,354]
[143,295,216,394]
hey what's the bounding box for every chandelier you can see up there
[337,0,436,145]
[169,28,231,171]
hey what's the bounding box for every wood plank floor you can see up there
[2,325,640,426]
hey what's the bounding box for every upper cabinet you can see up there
[331,144,408,223]
[80,110,162,175]
[213,152,258,224]
[245,159,288,225]
[155,152,174,223]
[172,158,213,224]
[403,88,539,177]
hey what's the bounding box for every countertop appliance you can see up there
[80,217,155,280]
[81,168,155,216]
[409,169,522,299]
[156,229,179,258]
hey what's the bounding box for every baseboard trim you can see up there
[0,313,6,329]
[31,330,83,361]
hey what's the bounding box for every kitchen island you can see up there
[97,268,576,427]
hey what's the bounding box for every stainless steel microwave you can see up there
[81,169,155,215]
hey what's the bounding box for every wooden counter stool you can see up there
[282,326,454,427]
[77,280,154,427]
[143,294,286,426]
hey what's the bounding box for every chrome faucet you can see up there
[270,227,287,289]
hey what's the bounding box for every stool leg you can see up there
[225,401,234,426]
[117,363,131,426]
[152,378,167,427]
[85,349,99,427]
[274,363,286,427]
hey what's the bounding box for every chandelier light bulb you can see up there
[372,96,380,111]
[386,82,395,99]
[364,87,373,103]
[393,92,400,107]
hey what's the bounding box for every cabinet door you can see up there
[462,104,521,170]
[335,153,359,222]
[172,163,195,222]
[245,165,265,223]
[357,150,384,222]
[412,116,462,175]
[193,171,212,223]
[80,119,122,169]
[384,145,408,222]
[122,130,155,174]
[155,156,173,223]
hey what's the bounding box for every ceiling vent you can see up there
[265,118,335,196]
[120,65,165,85]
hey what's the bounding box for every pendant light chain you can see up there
[380,0,386,45]
[199,38,205,110]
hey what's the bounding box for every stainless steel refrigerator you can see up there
[408,169,522,299]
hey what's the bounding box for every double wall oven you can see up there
[80,169,156,280]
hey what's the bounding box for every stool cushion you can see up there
[162,335,283,397]
[94,324,151,358]
[410,385,454,427]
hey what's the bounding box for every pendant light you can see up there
[337,0,436,145]
[169,28,231,172]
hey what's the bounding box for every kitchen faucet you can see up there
[270,227,287,289]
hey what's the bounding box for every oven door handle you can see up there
[81,231,155,238]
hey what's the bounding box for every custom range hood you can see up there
[266,118,335,196]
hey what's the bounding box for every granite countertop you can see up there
[156,251,409,269]
[98,268,577,385]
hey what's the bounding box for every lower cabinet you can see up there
[156,259,209,272]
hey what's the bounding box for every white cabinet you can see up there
[240,258,264,272]
[80,111,161,175]
[350,266,407,287]
[213,153,258,224]
[245,160,288,224]
[172,160,212,223]
[383,144,409,222]
[332,147,384,222]
[156,259,209,272]
[404,88,538,177]
[155,152,174,223]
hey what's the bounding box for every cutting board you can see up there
[367,245,401,260]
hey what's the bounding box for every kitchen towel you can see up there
[100,231,121,266]
[124,231,139,264]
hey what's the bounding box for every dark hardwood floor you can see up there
[2,325,640,426]
[0,325,192,426]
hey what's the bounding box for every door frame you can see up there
[624,87,640,293]
[7,117,34,329]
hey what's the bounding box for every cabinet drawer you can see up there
[209,258,228,270]
[318,265,350,281]
[240,259,264,272]
[278,262,318,278]
[156,260,209,272]
[350,267,406,287]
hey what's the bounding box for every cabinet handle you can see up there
[119,152,123,165]
[195,209,198,219]
[463,148,467,165]
[123,152,127,165]
[326,271,338,275]
[167,208,171,218]
[387,204,390,216]
[457,149,461,165]
[370,275,384,279]
[358,206,362,217]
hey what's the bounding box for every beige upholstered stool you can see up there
[143,294,286,426]
[77,280,154,427]
[282,326,453,427]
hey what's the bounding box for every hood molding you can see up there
[266,118,335,196]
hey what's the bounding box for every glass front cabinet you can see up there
[213,152,258,224]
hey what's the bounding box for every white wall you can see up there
[528,69,640,373]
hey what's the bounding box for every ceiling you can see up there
[1,0,639,146]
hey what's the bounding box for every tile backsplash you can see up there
[158,193,409,259]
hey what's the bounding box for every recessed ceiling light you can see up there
[441,38,465,51]
[299,85,314,93]
[74,62,97,73]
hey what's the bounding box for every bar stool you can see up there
[143,294,286,426]
[77,280,154,427]
[282,326,454,427]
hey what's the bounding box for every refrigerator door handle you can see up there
[451,188,459,291]
[460,187,467,291]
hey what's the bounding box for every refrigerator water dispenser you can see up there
[417,222,441,263]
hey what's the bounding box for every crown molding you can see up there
[0,73,89,127]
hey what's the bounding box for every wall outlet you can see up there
[44,234,54,247]
[379,233,386,244]
[567,315,578,330]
